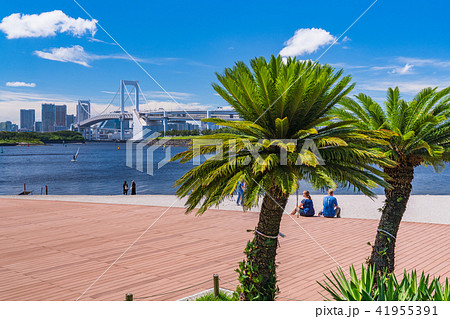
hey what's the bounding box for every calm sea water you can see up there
[0,143,449,195]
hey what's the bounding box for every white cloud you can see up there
[390,63,414,75]
[330,62,366,69]
[100,91,118,95]
[370,66,393,71]
[101,90,195,102]
[370,64,414,75]
[358,79,450,94]
[144,91,194,101]
[0,89,78,123]
[0,10,97,39]
[0,89,76,103]
[6,81,36,88]
[34,45,91,67]
[279,28,336,57]
[397,57,450,68]
[34,45,148,67]
[88,37,116,45]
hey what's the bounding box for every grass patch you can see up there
[195,292,235,301]
[0,139,43,145]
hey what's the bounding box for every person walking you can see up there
[131,180,136,195]
[236,182,245,206]
[123,181,129,195]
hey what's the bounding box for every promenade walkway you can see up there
[0,199,448,301]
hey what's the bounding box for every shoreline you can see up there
[1,194,449,225]
[0,139,191,147]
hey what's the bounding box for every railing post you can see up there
[213,274,219,297]
[45,185,48,195]
[125,293,133,301]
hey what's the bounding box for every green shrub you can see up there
[319,265,449,301]
[195,291,235,301]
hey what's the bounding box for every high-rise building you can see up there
[20,109,35,131]
[34,121,42,132]
[41,103,67,131]
[42,103,56,132]
[55,104,67,130]
[0,121,12,131]
[66,114,75,128]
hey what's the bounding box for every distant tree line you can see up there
[0,131,85,145]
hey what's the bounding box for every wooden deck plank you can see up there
[0,198,448,301]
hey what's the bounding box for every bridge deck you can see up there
[74,110,240,128]
[0,199,448,301]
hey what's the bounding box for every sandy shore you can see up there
[1,194,448,225]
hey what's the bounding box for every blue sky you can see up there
[1,0,449,123]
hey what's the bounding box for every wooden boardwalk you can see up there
[0,199,448,301]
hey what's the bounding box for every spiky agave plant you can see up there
[172,55,392,300]
[319,265,450,301]
[333,87,450,275]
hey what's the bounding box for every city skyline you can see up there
[1,0,450,123]
[1,103,76,132]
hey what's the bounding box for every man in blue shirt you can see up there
[318,189,341,218]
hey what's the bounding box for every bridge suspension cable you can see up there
[91,87,120,116]
[79,102,91,117]
[123,85,136,107]
[137,82,150,110]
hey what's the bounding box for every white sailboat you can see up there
[71,147,80,162]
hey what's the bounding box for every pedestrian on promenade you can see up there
[236,182,245,206]
[131,180,136,195]
[123,181,129,195]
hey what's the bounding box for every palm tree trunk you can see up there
[239,187,289,301]
[369,160,415,274]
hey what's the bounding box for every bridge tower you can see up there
[120,80,140,140]
[77,100,91,139]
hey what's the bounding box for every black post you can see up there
[125,293,133,301]
[45,185,48,195]
[213,274,219,297]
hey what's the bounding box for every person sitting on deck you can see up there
[290,190,315,217]
[318,189,341,218]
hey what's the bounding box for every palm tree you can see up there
[333,87,450,274]
[172,55,391,300]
